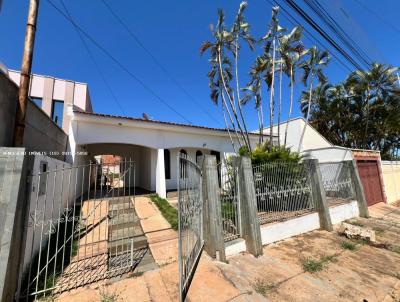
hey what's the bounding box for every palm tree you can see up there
[298,46,330,152]
[278,26,303,146]
[201,8,252,151]
[262,6,286,146]
[346,63,399,149]
[231,1,255,150]
[200,11,242,151]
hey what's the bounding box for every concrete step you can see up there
[109,225,144,241]
[108,235,148,254]
[108,213,139,228]
[109,206,135,216]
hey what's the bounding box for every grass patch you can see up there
[346,219,364,227]
[252,278,275,297]
[388,244,400,254]
[301,254,338,273]
[149,194,178,230]
[373,227,385,235]
[341,241,356,251]
[99,286,119,302]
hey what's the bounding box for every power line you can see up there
[46,0,193,124]
[304,0,372,68]
[100,0,222,126]
[266,0,353,73]
[280,0,366,71]
[59,0,126,115]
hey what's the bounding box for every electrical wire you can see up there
[266,0,353,73]
[59,0,126,115]
[100,0,222,126]
[46,0,193,124]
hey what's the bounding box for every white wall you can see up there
[263,118,332,151]
[303,146,354,163]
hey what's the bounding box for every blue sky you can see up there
[1,0,399,130]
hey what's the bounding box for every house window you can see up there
[31,97,42,108]
[164,149,171,179]
[51,100,64,128]
[196,150,203,164]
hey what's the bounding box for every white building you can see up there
[263,117,353,163]
[8,70,92,133]
[6,69,273,198]
[67,108,268,198]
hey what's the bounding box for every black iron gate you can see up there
[177,155,204,302]
[17,159,137,300]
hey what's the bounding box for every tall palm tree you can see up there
[278,26,303,146]
[231,1,255,150]
[298,46,330,152]
[200,10,244,150]
[201,8,253,151]
[346,63,399,149]
[262,6,286,146]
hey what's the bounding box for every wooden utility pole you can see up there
[13,0,40,147]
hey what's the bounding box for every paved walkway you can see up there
[57,200,400,302]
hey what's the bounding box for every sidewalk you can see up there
[57,195,242,302]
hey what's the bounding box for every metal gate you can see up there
[357,160,385,206]
[177,155,204,302]
[17,159,137,300]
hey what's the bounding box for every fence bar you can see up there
[202,155,226,262]
[306,159,333,231]
[347,160,369,217]
[236,156,263,257]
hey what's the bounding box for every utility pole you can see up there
[13,0,40,147]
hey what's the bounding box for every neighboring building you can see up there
[8,70,93,133]
[262,117,353,162]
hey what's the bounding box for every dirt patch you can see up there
[217,203,400,302]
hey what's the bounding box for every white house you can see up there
[67,107,272,198]
[263,117,353,163]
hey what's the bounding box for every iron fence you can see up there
[18,159,137,301]
[218,161,241,242]
[178,155,204,302]
[253,161,315,224]
[319,161,355,206]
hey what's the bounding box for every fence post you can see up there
[347,160,369,218]
[201,155,226,262]
[306,159,333,231]
[236,156,263,257]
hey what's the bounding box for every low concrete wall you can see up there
[0,147,31,302]
[223,201,361,256]
[329,201,359,225]
[260,212,321,245]
[381,161,400,204]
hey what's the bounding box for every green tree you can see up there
[298,46,330,152]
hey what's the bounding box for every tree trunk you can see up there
[284,66,294,146]
[277,59,283,146]
[222,101,237,153]
[298,76,314,153]
[217,47,242,146]
[235,40,252,151]
[362,91,371,149]
[269,38,276,148]
[218,46,247,148]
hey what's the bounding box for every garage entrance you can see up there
[357,160,385,206]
